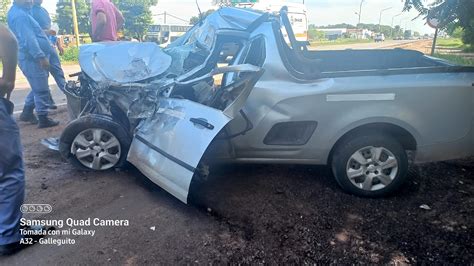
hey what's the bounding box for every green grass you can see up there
[434,53,474,66]
[60,46,79,63]
[437,38,473,52]
[310,38,372,46]
[437,38,464,48]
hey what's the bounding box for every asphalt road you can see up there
[10,64,81,114]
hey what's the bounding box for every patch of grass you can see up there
[60,46,79,63]
[462,44,474,53]
[310,38,372,46]
[434,53,474,66]
[437,38,473,52]
[437,38,464,48]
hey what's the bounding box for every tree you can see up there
[112,0,157,41]
[211,0,233,7]
[190,10,215,25]
[0,0,11,24]
[308,29,326,41]
[403,0,474,46]
[56,0,91,35]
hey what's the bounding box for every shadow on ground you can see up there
[180,161,473,264]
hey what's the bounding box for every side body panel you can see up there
[222,22,474,164]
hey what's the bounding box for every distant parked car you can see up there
[374,33,385,42]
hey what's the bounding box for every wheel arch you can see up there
[327,121,419,165]
[59,114,132,170]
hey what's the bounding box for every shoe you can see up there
[38,115,60,129]
[0,226,47,256]
[19,106,38,124]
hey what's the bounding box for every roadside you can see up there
[9,64,81,114]
[310,39,422,51]
[312,38,474,66]
[433,38,474,66]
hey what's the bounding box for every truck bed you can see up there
[306,49,448,72]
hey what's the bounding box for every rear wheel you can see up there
[331,134,408,197]
[59,115,131,171]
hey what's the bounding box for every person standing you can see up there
[31,0,67,109]
[0,24,46,256]
[91,0,124,42]
[7,0,59,128]
[0,24,25,256]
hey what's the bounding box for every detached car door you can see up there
[127,65,263,203]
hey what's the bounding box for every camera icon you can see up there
[20,204,53,214]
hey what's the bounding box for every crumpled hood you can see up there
[79,42,172,83]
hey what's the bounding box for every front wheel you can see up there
[59,115,131,171]
[331,134,408,197]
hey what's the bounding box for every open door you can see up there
[127,65,263,203]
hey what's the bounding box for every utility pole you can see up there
[378,7,392,32]
[391,13,402,39]
[357,0,365,27]
[164,11,167,24]
[431,28,439,55]
[71,0,80,47]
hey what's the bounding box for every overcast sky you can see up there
[41,0,436,34]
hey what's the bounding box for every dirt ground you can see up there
[0,107,472,264]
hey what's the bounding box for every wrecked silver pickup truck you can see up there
[53,7,474,203]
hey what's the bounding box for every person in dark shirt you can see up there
[7,0,59,128]
[0,24,46,256]
[31,0,67,109]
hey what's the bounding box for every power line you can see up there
[153,12,189,24]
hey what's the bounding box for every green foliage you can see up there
[451,26,464,39]
[0,0,11,24]
[437,38,464,48]
[113,0,158,41]
[308,29,325,41]
[56,0,157,41]
[190,10,215,25]
[318,23,356,29]
[60,46,79,62]
[437,38,473,52]
[434,53,474,66]
[310,23,403,40]
[403,0,474,46]
[56,0,91,35]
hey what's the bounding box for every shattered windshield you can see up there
[164,20,216,76]
[79,8,265,84]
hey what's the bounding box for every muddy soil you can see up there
[0,107,472,264]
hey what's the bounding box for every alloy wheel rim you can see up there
[71,128,121,170]
[346,146,398,191]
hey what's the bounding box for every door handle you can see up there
[190,118,215,130]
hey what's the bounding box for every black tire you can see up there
[59,115,131,171]
[331,134,408,197]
